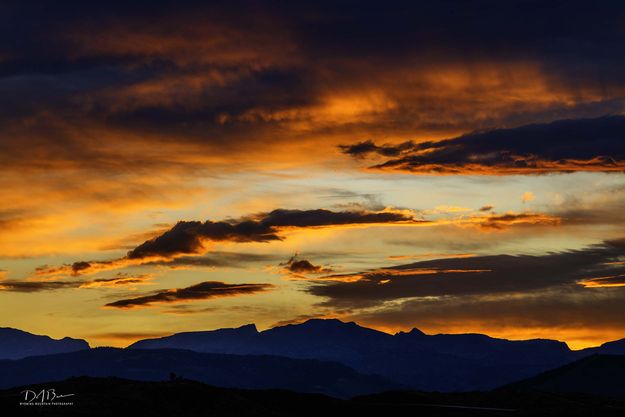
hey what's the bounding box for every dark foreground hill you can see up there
[0,347,396,397]
[503,354,625,399]
[0,327,89,359]
[2,376,624,417]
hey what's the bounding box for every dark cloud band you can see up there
[0,274,151,292]
[128,208,418,259]
[308,239,625,307]
[341,116,625,175]
[104,281,273,308]
[281,254,334,276]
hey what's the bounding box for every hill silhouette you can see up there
[502,354,625,399]
[0,327,89,360]
[0,347,396,397]
[579,339,625,356]
[2,376,625,417]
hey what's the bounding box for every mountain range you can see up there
[0,327,89,360]
[127,319,625,391]
[2,319,625,393]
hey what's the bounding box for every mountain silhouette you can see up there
[0,328,89,360]
[4,320,625,393]
[129,319,580,391]
[129,323,260,354]
[578,338,625,356]
[0,347,397,397]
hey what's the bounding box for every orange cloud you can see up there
[32,207,559,280]
[78,273,154,289]
[0,273,153,293]
[522,192,536,203]
[577,275,625,288]
[388,253,476,261]
[305,267,491,284]
[470,212,561,230]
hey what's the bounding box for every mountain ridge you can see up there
[125,319,624,391]
[4,319,625,392]
[0,327,89,360]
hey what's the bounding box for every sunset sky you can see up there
[2,0,625,349]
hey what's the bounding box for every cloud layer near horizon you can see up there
[308,238,625,307]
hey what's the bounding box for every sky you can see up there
[2,0,625,349]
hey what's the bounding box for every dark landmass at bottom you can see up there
[1,375,625,417]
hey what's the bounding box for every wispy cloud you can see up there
[0,273,152,293]
[104,281,274,309]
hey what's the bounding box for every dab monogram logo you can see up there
[20,388,75,406]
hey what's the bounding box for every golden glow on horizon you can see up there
[361,322,622,351]
[63,319,625,350]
